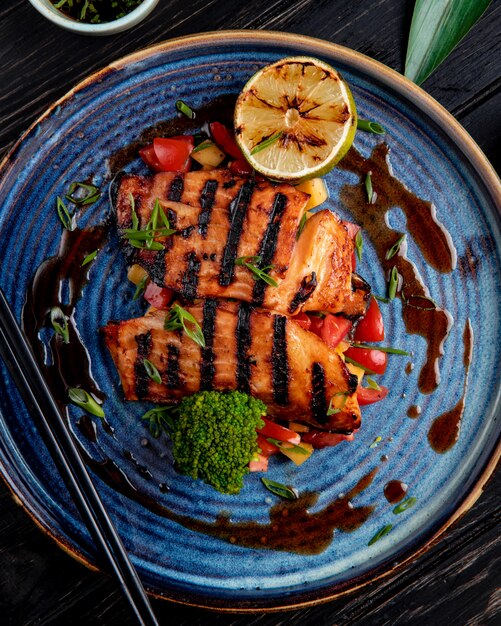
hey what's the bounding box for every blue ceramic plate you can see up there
[0,32,499,610]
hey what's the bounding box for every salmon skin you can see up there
[102,301,361,432]
[111,170,368,317]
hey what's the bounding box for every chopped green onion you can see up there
[175,100,195,119]
[388,266,399,300]
[385,234,406,260]
[81,249,98,267]
[353,343,410,356]
[393,497,417,515]
[235,256,278,287]
[374,294,390,304]
[56,197,74,231]
[192,139,215,153]
[130,193,138,230]
[365,376,381,390]
[355,230,363,261]
[402,293,437,310]
[369,435,382,449]
[65,182,101,207]
[123,198,176,250]
[68,387,104,418]
[141,406,178,438]
[365,171,376,204]
[297,213,308,240]
[327,392,348,415]
[261,477,298,500]
[133,275,149,301]
[357,119,386,135]
[368,524,393,545]
[50,306,70,344]
[266,438,310,456]
[344,355,376,374]
[164,304,206,348]
[250,131,283,155]
[143,359,162,384]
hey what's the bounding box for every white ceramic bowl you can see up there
[28,0,159,35]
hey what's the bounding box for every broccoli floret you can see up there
[171,391,266,494]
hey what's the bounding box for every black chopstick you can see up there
[0,289,159,626]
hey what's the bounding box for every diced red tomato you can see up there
[320,314,352,350]
[308,315,324,336]
[344,347,387,374]
[351,251,357,271]
[354,297,385,342]
[139,145,163,172]
[249,453,269,472]
[257,434,280,457]
[356,385,389,405]
[301,429,355,449]
[257,418,301,445]
[228,158,253,176]
[291,312,311,331]
[342,220,361,239]
[143,283,173,309]
[153,137,193,172]
[209,122,243,160]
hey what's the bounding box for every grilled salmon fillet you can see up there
[111,170,368,316]
[102,301,361,432]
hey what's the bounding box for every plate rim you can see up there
[0,29,500,613]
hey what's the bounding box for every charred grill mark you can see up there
[168,175,184,202]
[165,344,180,389]
[181,252,201,301]
[219,180,255,286]
[289,272,318,313]
[348,373,358,394]
[146,251,166,285]
[180,225,195,239]
[236,302,252,393]
[200,299,218,391]
[253,193,288,304]
[198,179,218,237]
[134,332,152,400]
[271,315,289,406]
[311,362,328,424]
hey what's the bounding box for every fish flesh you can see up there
[111,170,368,317]
[103,300,361,432]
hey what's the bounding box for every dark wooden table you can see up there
[1,2,499,624]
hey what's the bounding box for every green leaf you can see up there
[405,0,491,85]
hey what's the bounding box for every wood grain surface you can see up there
[0,1,500,624]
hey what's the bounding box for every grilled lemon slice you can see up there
[234,56,357,183]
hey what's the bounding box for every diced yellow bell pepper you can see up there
[288,421,309,433]
[191,141,225,169]
[346,362,365,383]
[296,177,329,211]
[127,263,149,285]
[279,441,313,466]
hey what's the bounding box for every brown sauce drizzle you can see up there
[407,405,422,419]
[84,454,378,554]
[383,480,408,504]
[428,320,473,453]
[22,226,108,407]
[339,145,456,394]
